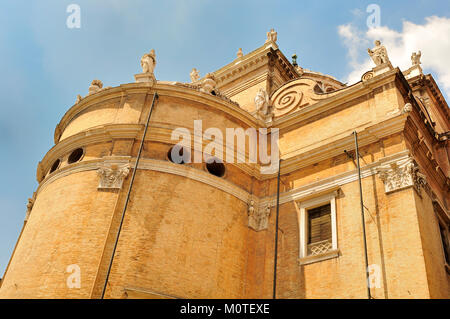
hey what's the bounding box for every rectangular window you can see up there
[297,191,339,265]
[307,204,332,256]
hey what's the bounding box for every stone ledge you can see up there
[298,249,340,266]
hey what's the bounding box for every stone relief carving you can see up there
[247,200,271,231]
[411,51,422,66]
[141,49,156,74]
[266,28,277,43]
[97,163,131,189]
[255,88,273,122]
[88,79,103,95]
[200,73,217,94]
[402,102,413,113]
[361,70,374,82]
[190,68,200,82]
[377,158,426,194]
[368,40,390,66]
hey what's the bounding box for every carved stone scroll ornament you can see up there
[247,200,271,231]
[97,163,131,189]
[377,158,427,194]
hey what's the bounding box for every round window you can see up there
[168,146,190,164]
[68,148,84,164]
[49,159,61,174]
[206,157,225,177]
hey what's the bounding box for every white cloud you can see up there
[338,16,450,98]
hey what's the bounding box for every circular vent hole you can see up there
[68,148,84,164]
[49,159,60,174]
[168,146,190,164]
[206,157,225,177]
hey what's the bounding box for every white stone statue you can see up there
[141,49,156,74]
[266,28,277,43]
[200,73,217,94]
[237,48,243,58]
[411,51,422,65]
[88,79,103,95]
[368,40,389,66]
[76,94,82,103]
[190,68,200,82]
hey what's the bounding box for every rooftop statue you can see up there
[88,79,103,95]
[266,28,277,43]
[237,48,243,58]
[368,40,389,66]
[190,68,200,82]
[411,51,422,65]
[141,49,156,74]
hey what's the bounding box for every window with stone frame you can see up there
[297,191,339,265]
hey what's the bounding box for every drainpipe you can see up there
[354,131,372,299]
[100,92,158,299]
[273,159,282,299]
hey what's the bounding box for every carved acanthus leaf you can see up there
[248,200,271,231]
[377,158,426,193]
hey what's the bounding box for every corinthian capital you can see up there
[97,163,131,190]
[377,158,426,194]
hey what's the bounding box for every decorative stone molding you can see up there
[361,70,374,82]
[97,163,131,189]
[247,199,270,231]
[377,157,426,194]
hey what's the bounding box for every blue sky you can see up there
[1,0,449,276]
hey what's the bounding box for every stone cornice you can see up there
[55,82,264,145]
[38,124,141,182]
[213,43,276,83]
[36,150,413,216]
[274,113,409,179]
[261,150,412,209]
[39,109,409,184]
